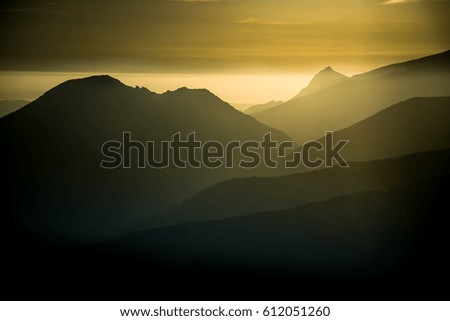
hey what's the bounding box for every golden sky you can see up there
[0,0,449,104]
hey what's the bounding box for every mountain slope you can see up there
[292,66,348,99]
[309,96,450,162]
[1,75,292,244]
[155,149,450,227]
[0,100,29,117]
[62,174,448,300]
[156,96,450,228]
[5,174,449,300]
[354,49,450,80]
[244,100,284,114]
[253,51,450,144]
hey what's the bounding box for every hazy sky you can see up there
[1,0,449,104]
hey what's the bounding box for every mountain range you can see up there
[2,51,450,300]
[252,50,450,144]
[26,172,443,300]
[152,148,450,227]
[1,75,291,243]
[301,96,450,164]
[97,173,449,280]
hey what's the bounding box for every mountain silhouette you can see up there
[291,66,348,100]
[2,73,450,301]
[153,149,450,227]
[354,49,450,80]
[4,173,449,300]
[105,174,449,273]
[1,75,292,244]
[305,96,450,163]
[28,173,443,300]
[0,99,29,117]
[244,100,284,114]
[253,50,450,143]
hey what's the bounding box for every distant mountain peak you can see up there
[321,66,334,72]
[313,66,345,80]
[291,67,348,100]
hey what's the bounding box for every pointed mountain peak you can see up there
[321,66,334,72]
[291,67,349,100]
[314,66,345,78]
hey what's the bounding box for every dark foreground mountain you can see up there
[104,174,449,278]
[1,75,291,244]
[253,50,450,143]
[158,149,450,227]
[4,174,449,300]
[0,99,29,117]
